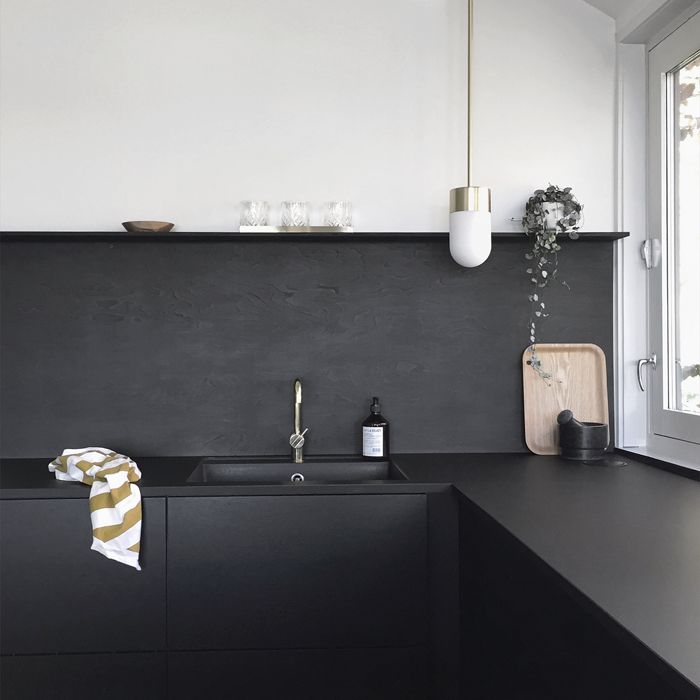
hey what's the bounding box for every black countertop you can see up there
[2,451,699,693]
[394,453,700,696]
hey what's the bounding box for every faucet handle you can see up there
[289,428,308,449]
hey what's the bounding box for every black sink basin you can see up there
[187,456,405,485]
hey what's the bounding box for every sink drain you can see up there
[290,472,305,483]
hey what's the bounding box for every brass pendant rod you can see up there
[467,0,474,187]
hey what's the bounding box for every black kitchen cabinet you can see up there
[167,494,428,650]
[0,497,166,654]
[459,498,695,700]
[168,648,427,700]
[0,487,452,699]
[0,652,167,700]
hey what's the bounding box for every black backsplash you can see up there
[0,239,613,458]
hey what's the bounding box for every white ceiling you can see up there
[581,0,641,18]
[588,0,700,42]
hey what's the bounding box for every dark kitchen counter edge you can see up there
[0,455,449,498]
[0,231,630,242]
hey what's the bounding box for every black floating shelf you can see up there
[494,231,629,241]
[0,231,629,243]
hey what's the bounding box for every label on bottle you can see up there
[363,426,384,457]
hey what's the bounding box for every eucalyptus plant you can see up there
[522,185,582,382]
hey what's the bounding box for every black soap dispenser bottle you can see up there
[362,397,390,461]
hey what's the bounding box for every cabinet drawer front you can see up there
[0,498,166,654]
[167,494,427,650]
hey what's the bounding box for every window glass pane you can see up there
[671,53,700,414]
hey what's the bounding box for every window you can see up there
[648,12,700,453]
[671,54,700,416]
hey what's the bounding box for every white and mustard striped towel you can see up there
[48,447,142,571]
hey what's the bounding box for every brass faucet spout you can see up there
[290,378,306,463]
[294,378,302,436]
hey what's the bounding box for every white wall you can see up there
[0,0,615,232]
[473,0,616,231]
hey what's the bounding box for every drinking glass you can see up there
[240,201,269,227]
[324,201,352,227]
[281,201,310,227]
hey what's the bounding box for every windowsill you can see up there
[619,441,700,474]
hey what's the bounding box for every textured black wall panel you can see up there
[0,240,614,457]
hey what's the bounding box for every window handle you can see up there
[641,239,661,269]
[637,353,657,392]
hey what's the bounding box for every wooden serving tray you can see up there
[522,343,608,455]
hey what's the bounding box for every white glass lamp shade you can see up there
[449,186,492,268]
[449,210,492,267]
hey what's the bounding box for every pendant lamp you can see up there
[449,0,492,267]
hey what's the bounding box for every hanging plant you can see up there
[522,185,583,382]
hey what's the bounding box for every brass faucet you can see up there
[289,378,308,463]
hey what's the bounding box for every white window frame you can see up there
[648,19,700,448]
[615,2,700,470]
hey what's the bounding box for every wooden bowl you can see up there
[122,220,174,233]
